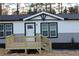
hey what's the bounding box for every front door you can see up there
[25,23,35,41]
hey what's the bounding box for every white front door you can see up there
[25,23,35,41]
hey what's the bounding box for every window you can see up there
[0,24,4,38]
[0,23,13,38]
[27,25,33,29]
[41,23,49,37]
[41,22,57,38]
[5,24,12,36]
[50,23,57,37]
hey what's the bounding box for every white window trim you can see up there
[0,23,13,38]
[41,23,49,37]
[41,22,58,38]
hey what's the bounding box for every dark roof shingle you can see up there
[56,14,79,20]
[0,13,79,21]
[0,13,35,21]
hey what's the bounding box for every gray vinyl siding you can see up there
[0,39,5,44]
[50,33,79,43]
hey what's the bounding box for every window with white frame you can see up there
[5,24,13,36]
[41,23,49,37]
[0,23,13,38]
[49,23,57,37]
[41,22,57,38]
[0,24,4,38]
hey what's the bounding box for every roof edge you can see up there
[23,11,64,21]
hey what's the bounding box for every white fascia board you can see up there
[43,12,64,20]
[23,12,43,21]
[23,11,64,21]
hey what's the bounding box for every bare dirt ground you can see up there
[0,48,79,56]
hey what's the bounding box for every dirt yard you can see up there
[0,48,79,56]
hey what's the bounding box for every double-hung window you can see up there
[49,23,57,37]
[5,24,13,36]
[0,24,4,38]
[41,22,57,38]
[41,23,49,37]
[0,23,13,38]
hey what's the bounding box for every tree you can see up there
[45,3,52,13]
[2,3,10,15]
[20,11,27,15]
[30,3,34,7]
[33,7,37,13]
[12,11,18,15]
[2,8,8,15]
[74,5,78,13]
[39,3,44,11]
[58,3,61,13]
[57,3,63,14]
[35,3,38,12]
[16,3,20,15]
[63,7,67,14]
[27,8,32,14]
[49,3,52,13]
[69,7,75,14]
[60,3,63,13]
[45,3,47,12]
[51,9,56,14]
[0,3,2,15]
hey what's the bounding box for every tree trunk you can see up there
[60,3,62,13]
[0,3,2,15]
[16,3,19,15]
[35,3,38,12]
[58,3,61,13]
[45,3,47,12]
[50,3,52,13]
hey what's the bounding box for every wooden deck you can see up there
[5,34,52,54]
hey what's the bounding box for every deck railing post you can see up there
[36,33,41,42]
[49,41,52,52]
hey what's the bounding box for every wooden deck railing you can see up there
[5,34,52,53]
[41,35,52,52]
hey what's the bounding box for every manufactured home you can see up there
[0,12,79,48]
